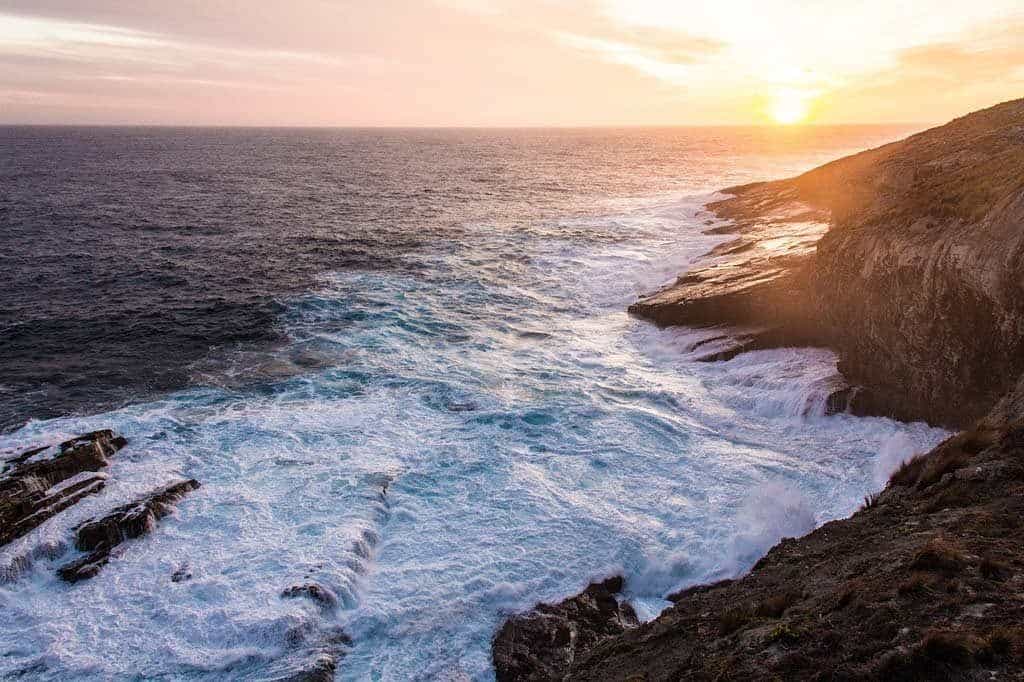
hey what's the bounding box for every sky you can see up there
[0,0,1022,126]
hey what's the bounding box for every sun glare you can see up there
[770,90,810,125]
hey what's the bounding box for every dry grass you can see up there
[755,591,800,619]
[979,556,1010,581]
[860,492,881,511]
[718,606,752,637]
[890,427,999,490]
[910,538,965,573]
[897,572,939,596]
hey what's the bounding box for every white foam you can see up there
[0,187,949,680]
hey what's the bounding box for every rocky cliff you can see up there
[631,98,1024,427]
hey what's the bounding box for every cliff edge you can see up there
[631,98,1024,427]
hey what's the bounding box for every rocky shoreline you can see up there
[494,99,1024,679]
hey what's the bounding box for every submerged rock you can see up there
[281,582,339,610]
[58,478,200,582]
[492,576,638,681]
[0,430,126,547]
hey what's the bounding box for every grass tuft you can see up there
[717,606,752,637]
[909,538,965,573]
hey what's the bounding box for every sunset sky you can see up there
[1,0,1022,126]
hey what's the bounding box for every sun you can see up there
[770,90,810,125]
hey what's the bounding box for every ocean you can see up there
[0,126,947,680]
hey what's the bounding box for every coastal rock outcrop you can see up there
[58,478,200,582]
[0,430,125,547]
[631,98,1024,428]
[492,576,639,681]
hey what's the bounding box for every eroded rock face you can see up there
[492,576,638,681]
[0,430,125,547]
[58,478,200,582]
[631,98,1024,428]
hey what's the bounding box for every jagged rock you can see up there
[171,562,192,582]
[0,430,125,547]
[282,583,339,610]
[58,478,200,582]
[492,576,638,681]
[269,627,351,682]
[281,653,336,682]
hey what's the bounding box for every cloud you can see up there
[818,16,1024,122]
[0,0,1020,125]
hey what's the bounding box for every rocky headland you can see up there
[495,99,1024,679]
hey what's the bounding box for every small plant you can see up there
[987,626,1024,658]
[765,623,800,646]
[860,491,881,510]
[918,630,985,666]
[889,427,996,489]
[889,453,928,486]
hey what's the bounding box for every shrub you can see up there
[878,629,989,678]
[889,453,928,486]
[889,427,996,489]
[987,626,1024,659]
[765,623,800,646]
[918,630,986,666]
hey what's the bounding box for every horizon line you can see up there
[0,121,931,130]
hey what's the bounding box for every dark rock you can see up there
[268,627,351,682]
[492,576,638,681]
[0,430,125,547]
[282,582,339,610]
[823,386,858,416]
[58,478,200,582]
[171,563,192,582]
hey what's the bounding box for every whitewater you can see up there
[0,128,947,680]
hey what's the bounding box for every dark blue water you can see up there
[2,125,915,430]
